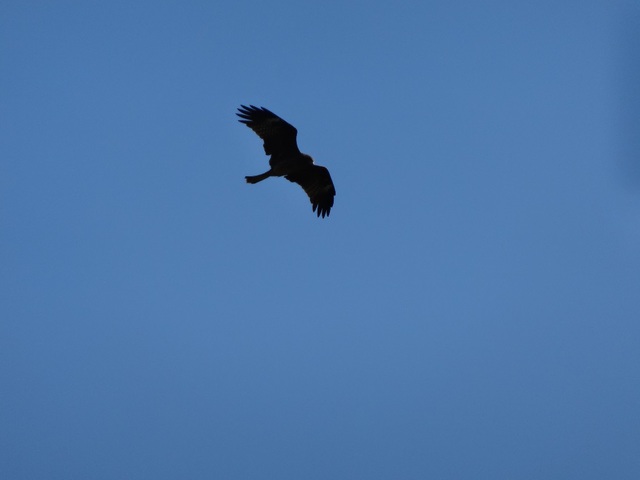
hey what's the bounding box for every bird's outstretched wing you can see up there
[236,105,300,157]
[285,165,336,218]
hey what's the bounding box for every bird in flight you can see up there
[237,105,336,218]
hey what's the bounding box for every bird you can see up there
[237,105,336,218]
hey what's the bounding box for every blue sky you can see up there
[2,1,639,479]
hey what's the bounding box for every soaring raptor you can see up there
[237,105,336,218]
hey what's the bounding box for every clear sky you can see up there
[2,1,639,479]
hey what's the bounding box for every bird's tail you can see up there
[245,171,272,184]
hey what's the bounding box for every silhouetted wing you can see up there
[237,105,300,157]
[285,165,336,218]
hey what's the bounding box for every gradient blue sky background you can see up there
[2,1,640,479]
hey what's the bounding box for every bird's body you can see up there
[237,105,336,218]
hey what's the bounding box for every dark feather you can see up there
[236,105,300,158]
[285,165,336,218]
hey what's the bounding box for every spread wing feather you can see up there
[236,105,300,157]
[285,165,336,218]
